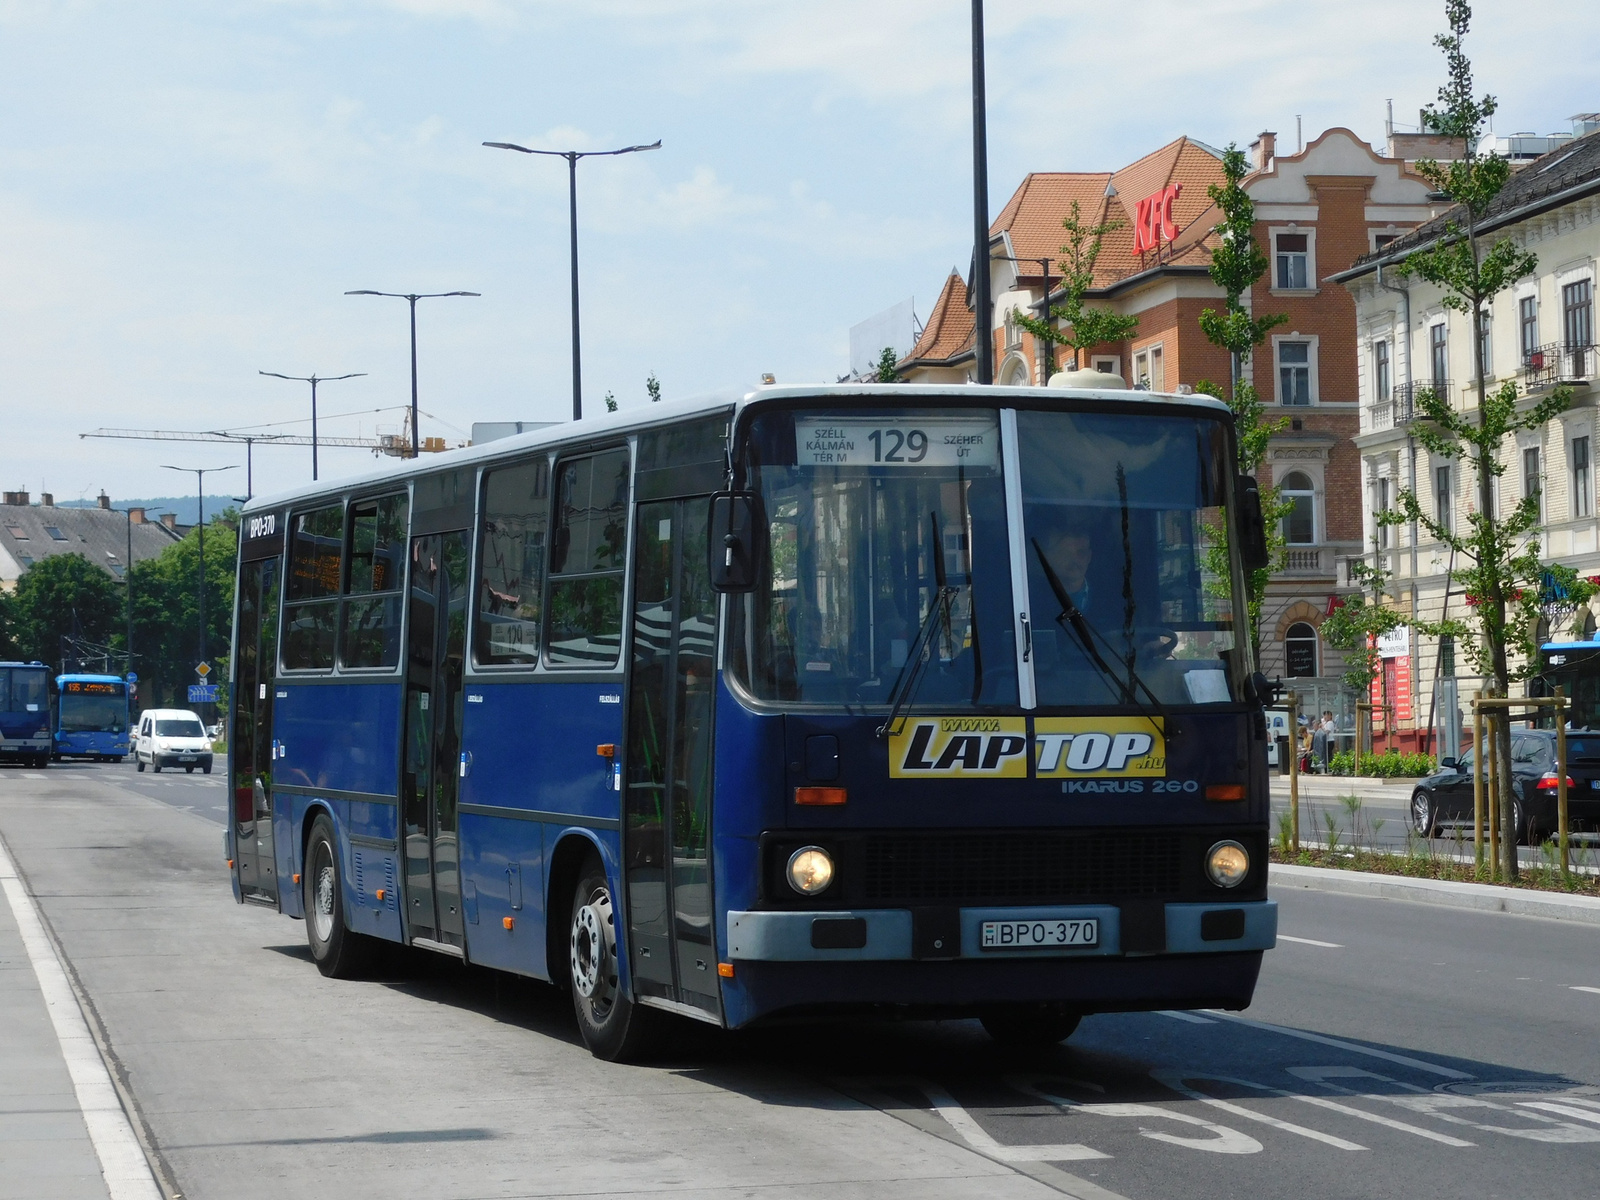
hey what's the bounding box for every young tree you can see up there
[604,390,618,413]
[1384,0,1591,878]
[646,374,662,403]
[1010,201,1139,374]
[1320,547,1407,701]
[1194,144,1289,656]
[874,346,901,383]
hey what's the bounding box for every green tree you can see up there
[604,390,618,413]
[646,374,662,403]
[1320,547,1407,697]
[1193,143,1289,656]
[7,554,124,673]
[874,346,901,383]
[1382,0,1590,879]
[1010,201,1139,375]
[128,515,238,707]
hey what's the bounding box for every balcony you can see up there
[1521,342,1594,392]
[1280,544,1337,577]
[1368,380,1448,431]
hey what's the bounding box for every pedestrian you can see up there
[1311,711,1332,773]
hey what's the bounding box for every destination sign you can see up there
[796,415,999,469]
[64,681,124,695]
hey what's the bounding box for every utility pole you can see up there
[970,0,993,385]
[345,290,479,458]
[161,465,238,675]
[258,372,367,481]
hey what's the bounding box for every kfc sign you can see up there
[1133,184,1182,254]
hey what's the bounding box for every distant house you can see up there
[0,491,183,592]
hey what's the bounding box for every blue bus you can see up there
[0,661,53,767]
[54,674,132,761]
[228,385,1278,1059]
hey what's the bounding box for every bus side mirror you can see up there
[708,492,760,592]
[1235,475,1270,572]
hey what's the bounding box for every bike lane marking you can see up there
[1149,1071,1366,1150]
[1008,1076,1262,1154]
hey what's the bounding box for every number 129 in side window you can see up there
[796,416,998,469]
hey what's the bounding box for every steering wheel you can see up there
[1137,627,1179,660]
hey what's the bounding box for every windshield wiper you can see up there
[1032,537,1177,738]
[876,513,958,739]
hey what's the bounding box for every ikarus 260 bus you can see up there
[227,382,1279,1059]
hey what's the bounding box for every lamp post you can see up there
[258,371,366,480]
[971,0,993,385]
[161,465,238,676]
[483,137,662,420]
[344,290,479,458]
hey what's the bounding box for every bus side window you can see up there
[340,493,408,670]
[475,458,550,667]
[545,448,630,669]
[283,503,344,671]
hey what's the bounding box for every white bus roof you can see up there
[241,382,1232,514]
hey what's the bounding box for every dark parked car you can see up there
[1411,728,1600,843]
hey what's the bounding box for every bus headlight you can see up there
[1205,840,1250,888]
[786,846,835,895]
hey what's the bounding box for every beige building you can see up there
[1337,125,1600,748]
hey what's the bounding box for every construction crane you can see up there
[80,426,455,497]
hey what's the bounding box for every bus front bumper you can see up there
[727,901,1277,961]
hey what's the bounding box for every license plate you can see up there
[179,755,196,761]
[980,918,1099,950]
[1591,780,1600,791]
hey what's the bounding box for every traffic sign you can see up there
[125,672,138,683]
[195,662,212,679]
[188,684,219,703]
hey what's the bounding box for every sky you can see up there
[3,0,1598,503]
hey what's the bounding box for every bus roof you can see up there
[240,382,1233,515]
[56,673,126,683]
[1542,641,1600,653]
[0,661,48,669]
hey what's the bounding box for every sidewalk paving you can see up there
[0,855,113,1200]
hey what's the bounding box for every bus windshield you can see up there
[731,405,1245,709]
[0,667,49,714]
[59,687,127,732]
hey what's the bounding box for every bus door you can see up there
[402,531,470,948]
[624,495,720,1019]
[232,557,281,904]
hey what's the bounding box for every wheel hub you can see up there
[570,890,615,1001]
[312,862,335,941]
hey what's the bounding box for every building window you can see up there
[1374,232,1400,251]
[1285,622,1319,677]
[1091,355,1120,377]
[1275,233,1310,289]
[1133,344,1165,392]
[1435,463,1453,533]
[1281,471,1315,544]
[1429,323,1448,391]
[1524,445,1542,521]
[1375,475,1391,549]
[1278,340,1312,405]
[1373,339,1390,402]
[1003,311,1021,350]
[1564,279,1594,375]
[1440,634,1456,677]
[1576,436,1593,519]
[44,526,67,541]
[1520,295,1539,364]
[1477,311,1493,378]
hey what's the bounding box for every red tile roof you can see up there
[901,272,975,366]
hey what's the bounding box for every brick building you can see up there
[900,128,1440,698]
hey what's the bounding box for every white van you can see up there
[135,709,214,774]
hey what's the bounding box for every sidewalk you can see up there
[1268,773,1427,803]
[0,852,114,1200]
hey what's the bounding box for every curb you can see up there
[1270,861,1600,926]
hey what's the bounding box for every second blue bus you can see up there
[54,674,132,762]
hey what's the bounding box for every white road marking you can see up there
[0,832,163,1200]
[1520,1100,1600,1127]
[1156,1010,1217,1023]
[1151,1071,1366,1150]
[1204,1013,1473,1080]
[1570,985,1600,995]
[1283,1069,1475,1146]
[1011,1077,1262,1154]
[1278,934,1343,948]
[918,1081,1110,1161]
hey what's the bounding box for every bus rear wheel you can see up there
[568,859,662,1062]
[979,1003,1082,1047]
[302,814,375,979]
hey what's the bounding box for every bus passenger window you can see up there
[476,459,550,666]
[283,503,343,670]
[341,493,408,669]
[546,448,630,668]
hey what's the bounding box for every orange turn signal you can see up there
[226,859,234,869]
[596,743,616,758]
[795,787,847,806]
[292,873,301,884]
[717,962,734,978]
[1205,784,1246,802]
[374,888,386,902]
[503,916,515,930]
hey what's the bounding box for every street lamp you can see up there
[344,290,480,458]
[483,137,662,420]
[971,0,993,385]
[160,464,238,675]
[258,371,366,481]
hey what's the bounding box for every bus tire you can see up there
[303,814,375,979]
[568,858,662,1062]
[978,1003,1082,1047]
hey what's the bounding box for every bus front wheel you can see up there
[979,1003,1082,1048]
[302,814,375,979]
[568,859,662,1062]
